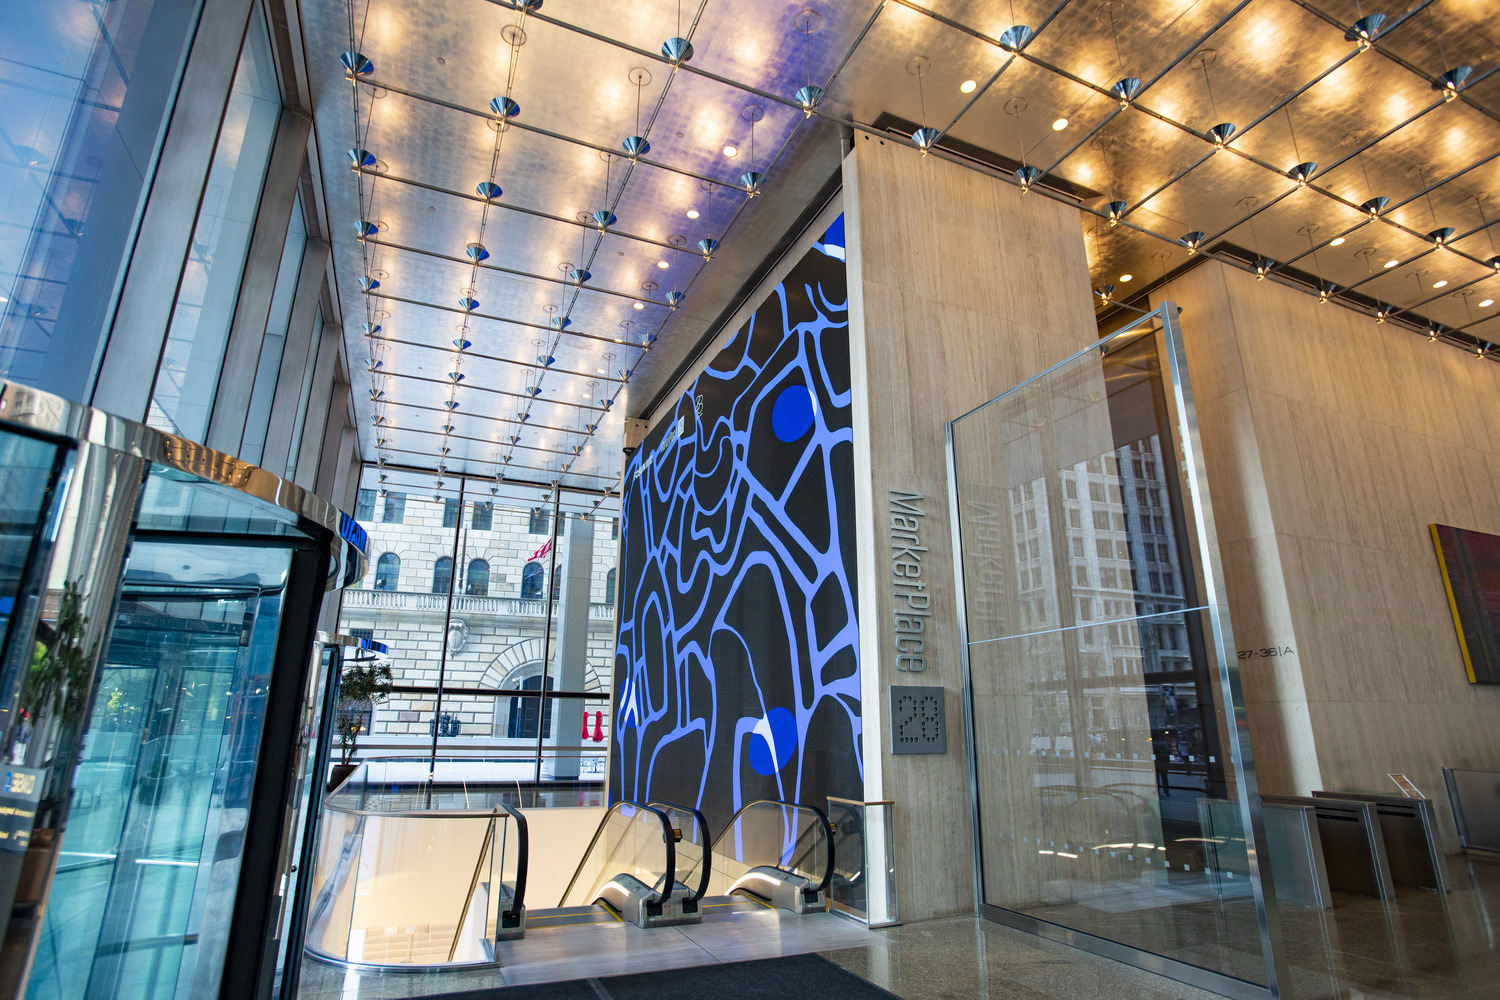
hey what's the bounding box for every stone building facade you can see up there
[339,488,619,776]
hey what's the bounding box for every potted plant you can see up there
[329,654,393,791]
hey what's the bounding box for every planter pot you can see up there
[327,762,358,794]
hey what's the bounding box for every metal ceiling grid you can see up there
[304,0,1499,498]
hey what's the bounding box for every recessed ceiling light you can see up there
[1119,274,1133,282]
[0,295,8,303]
[1383,259,1399,268]
[1433,279,1448,288]
[633,302,644,310]
[657,260,669,269]
[686,209,699,219]
[1052,118,1068,131]
[1482,298,1496,307]
[596,367,606,374]
[960,79,977,94]
[722,144,738,157]
[582,394,591,399]
[1329,237,1345,246]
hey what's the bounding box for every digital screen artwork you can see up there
[1431,523,1500,684]
[611,216,862,831]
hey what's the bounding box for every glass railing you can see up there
[691,800,835,901]
[558,801,676,907]
[647,801,711,903]
[304,763,528,969]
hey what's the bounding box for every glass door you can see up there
[26,541,295,1000]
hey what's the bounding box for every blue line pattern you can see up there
[611,217,862,830]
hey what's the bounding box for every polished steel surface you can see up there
[305,1,1500,491]
[0,379,368,587]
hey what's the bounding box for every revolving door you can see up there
[0,382,366,1000]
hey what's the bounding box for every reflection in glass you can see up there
[0,0,200,398]
[26,538,296,1000]
[951,313,1277,991]
[147,11,280,441]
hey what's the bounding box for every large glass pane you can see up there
[147,10,280,442]
[240,195,307,466]
[337,469,617,786]
[0,0,198,398]
[951,314,1277,990]
[25,537,295,1000]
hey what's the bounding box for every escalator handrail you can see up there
[646,800,712,903]
[495,801,528,925]
[706,799,837,896]
[558,800,676,907]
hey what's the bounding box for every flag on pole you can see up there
[527,537,552,563]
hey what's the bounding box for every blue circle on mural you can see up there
[748,707,797,775]
[770,385,815,442]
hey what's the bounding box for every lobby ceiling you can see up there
[303,0,1499,492]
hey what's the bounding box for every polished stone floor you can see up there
[295,856,1500,1000]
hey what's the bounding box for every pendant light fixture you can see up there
[623,68,652,158]
[740,106,764,194]
[908,56,939,152]
[793,10,824,114]
[661,0,693,63]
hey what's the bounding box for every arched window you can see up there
[506,674,553,739]
[466,559,490,596]
[520,561,544,599]
[605,568,616,604]
[432,556,453,595]
[374,553,400,591]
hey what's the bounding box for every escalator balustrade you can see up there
[689,800,837,914]
[551,801,702,928]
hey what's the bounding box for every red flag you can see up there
[527,537,552,563]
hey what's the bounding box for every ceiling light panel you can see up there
[1022,0,1252,95]
[819,4,1008,127]
[1225,60,1432,180]
[945,60,1114,176]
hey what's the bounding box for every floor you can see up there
[295,856,1500,1000]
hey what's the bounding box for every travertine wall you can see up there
[843,135,1099,919]
[1153,261,1500,845]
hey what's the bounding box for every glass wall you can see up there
[339,467,620,783]
[949,306,1281,995]
[240,193,306,465]
[0,0,199,398]
[147,8,280,441]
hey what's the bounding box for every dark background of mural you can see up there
[610,217,861,832]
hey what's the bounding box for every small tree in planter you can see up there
[331,655,393,789]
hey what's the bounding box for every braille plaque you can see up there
[890,685,946,754]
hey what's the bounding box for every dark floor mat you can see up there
[390,953,899,1000]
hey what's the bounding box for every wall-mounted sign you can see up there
[890,686,946,754]
[890,490,930,672]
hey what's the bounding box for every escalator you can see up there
[688,800,836,914]
[303,788,837,971]
[535,800,707,929]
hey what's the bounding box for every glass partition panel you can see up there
[697,801,832,898]
[949,307,1279,995]
[304,792,527,967]
[558,802,672,907]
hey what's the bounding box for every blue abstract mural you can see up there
[611,215,861,831]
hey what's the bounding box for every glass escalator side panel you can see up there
[558,802,673,907]
[704,801,833,898]
[647,801,709,901]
